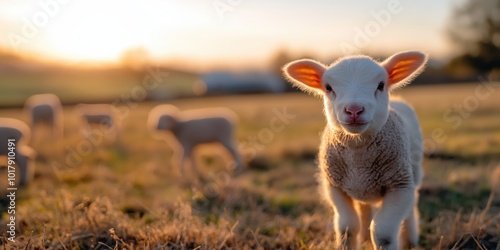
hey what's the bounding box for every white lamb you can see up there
[24,93,64,139]
[147,104,244,176]
[75,104,121,142]
[0,118,37,186]
[283,51,427,250]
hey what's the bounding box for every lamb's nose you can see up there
[344,105,364,119]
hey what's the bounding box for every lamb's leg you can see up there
[17,153,32,186]
[356,201,372,247]
[113,125,123,145]
[80,124,92,139]
[172,148,186,177]
[220,139,244,174]
[400,203,419,248]
[371,188,415,250]
[325,184,360,249]
[186,148,202,177]
[107,124,118,143]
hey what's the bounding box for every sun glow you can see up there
[41,0,198,62]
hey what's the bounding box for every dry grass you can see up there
[0,83,499,249]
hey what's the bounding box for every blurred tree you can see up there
[448,0,500,73]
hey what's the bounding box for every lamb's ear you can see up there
[381,51,428,90]
[282,59,326,95]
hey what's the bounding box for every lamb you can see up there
[282,51,427,250]
[75,104,121,141]
[0,118,31,155]
[0,118,37,186]
[147,104,244,176]
[24,93,64,139]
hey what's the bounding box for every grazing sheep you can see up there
[0,118,31,155]
[0,118,36,186]
[75,104,121,142]
[147,104,244,176]
[24,93,64,139]
[283,51,427,250]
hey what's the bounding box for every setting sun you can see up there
[43,0,197,62]
[1,0,213,63]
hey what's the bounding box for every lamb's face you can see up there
[157,114,176,131]
[322,58,389,134]
[282,51,428,135]
[148,104,180,133]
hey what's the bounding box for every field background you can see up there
[0,82,500,249]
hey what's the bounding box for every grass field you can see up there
[0,82,500,249]
[0,68,199,107]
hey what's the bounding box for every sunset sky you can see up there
[0,0,458,70]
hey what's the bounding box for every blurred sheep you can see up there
[147,104,244,177]
[0,118,36,186]
[75,104,121,142]
[24,93,64,139]
[0,118,31,155]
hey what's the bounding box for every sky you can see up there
[0,0,459,71]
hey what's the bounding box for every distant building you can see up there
[195,71,286,96]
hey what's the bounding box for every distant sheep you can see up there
[0,118,36,186]
[75,104,121,141]
[283,51,427,250]
[0,118,31,155]
[147,104,244,176]
[24,93,64,139]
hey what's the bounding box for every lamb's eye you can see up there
[377,81,385,91]
[325,84,333,92]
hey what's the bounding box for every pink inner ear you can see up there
[387,57,422,85]
[296,69,320,83]
[288,64,323,89]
